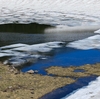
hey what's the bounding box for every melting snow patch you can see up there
[61,76,100,99]
[0,53,13,57]
[11,41,65,52]
[67,35,100,50]
[94,29,100,33]
[1,43,29,49]
[46,41,65,48]
[0,41,64,67]
[3,55,39,67]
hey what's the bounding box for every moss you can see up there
[0,62,75,99]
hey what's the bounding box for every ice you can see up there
[1,43,29,49]
[67,35,100,50]
[0,41,64,67]
[4,58,26,67]
[94,29,100,33]
[61,76,100,99]
[3,55,39,67]
[12,43,52,52]
[12,42,65,52]
[0,53,13,57]
[0,50,28,57]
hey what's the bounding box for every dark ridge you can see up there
[0,23,52,33]
[40,75,97,99]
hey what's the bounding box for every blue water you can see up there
[40,76,97,99]
[21,48,100,74]
[21,48,100,99]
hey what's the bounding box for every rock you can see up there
[31,92,34,94]
[27,70,34,74]
[14,71,20,75]
[10,69,14,72]
[3,60,8,65]
[8,86,12,89]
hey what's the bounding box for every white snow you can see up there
[67,35,100,50]
[1,43,29,49]
[94,29,100,33]
[0,41,64,66]
[12,41,64,52]
[0,53,13,57]
[61,76,100,99]
[0,0,100,26]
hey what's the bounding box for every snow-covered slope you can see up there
[0,0,100,26]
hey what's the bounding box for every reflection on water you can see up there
[0,23,52,33]
[0,23,51,46]
[0,31,94,47]
[0,23,96,47]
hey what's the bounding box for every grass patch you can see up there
[0,62,75,99]
[46,63,100,78]
[1,62,100,99]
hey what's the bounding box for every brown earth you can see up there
[0,62,75,99]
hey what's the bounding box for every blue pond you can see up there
[21,48,100,74]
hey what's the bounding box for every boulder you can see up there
[27,70,34,74]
